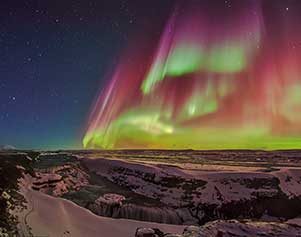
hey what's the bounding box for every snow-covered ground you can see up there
[18,179,301,237]
[13,151,301,237]
[18,187,185,237]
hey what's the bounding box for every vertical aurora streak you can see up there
[83,0,301,149]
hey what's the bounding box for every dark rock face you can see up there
[183,194,301,225]
[84,191,181,224]
[89,200,182,224]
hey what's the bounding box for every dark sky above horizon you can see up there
[0,0,173,149]
[0,0,300,149]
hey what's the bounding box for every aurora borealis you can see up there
[3,0,301,149]
[84,0,301,149]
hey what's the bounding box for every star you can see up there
[224,0,231,8]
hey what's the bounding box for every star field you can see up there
[0,0,173,149]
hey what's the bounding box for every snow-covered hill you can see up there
[0,144,16,150]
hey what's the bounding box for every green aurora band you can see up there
[83,1,301,149]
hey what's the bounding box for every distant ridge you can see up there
[0,145,16,150]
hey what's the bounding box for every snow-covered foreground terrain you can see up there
[19,186,184,237]
[18,187,301,237]
[18,178,301,237]
[2,150,301,236]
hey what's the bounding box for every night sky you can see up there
[1,0,300,150]
[0,0,173,149]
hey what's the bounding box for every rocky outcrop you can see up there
[32,164,89,196]
[137,220,301,237]
[135,227,165,237]
[95,193,126,205]
[189,220,301,237]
